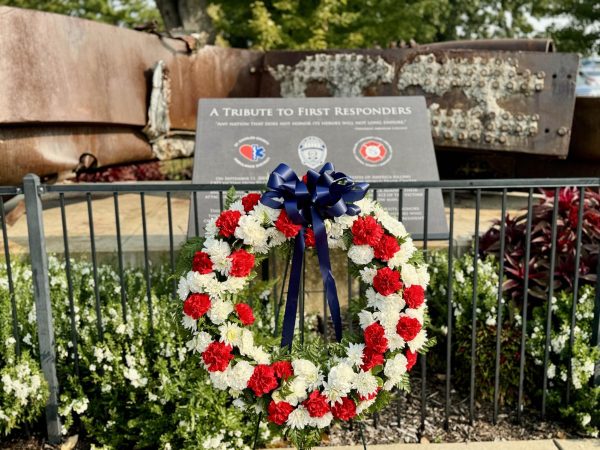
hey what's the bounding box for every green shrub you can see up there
[0,256,274,448]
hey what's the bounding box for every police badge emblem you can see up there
[297,136,327,169]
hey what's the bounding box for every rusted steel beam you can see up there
[417,39,555,53]
[0,126,153,185]
[0,7,261,128]
[261,48,578,158]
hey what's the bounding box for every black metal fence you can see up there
[1,174,599,444]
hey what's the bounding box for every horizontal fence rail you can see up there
[1,175,599,445]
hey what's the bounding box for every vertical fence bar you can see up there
[87,192,104,340]
[444,189,455,430]
[113,193,127,322]
[397,187,405,426]
[541,187,560,419]
[219,190,224,211]
[492,189,507,424]
[566,187,585,403]
[420,188,429,430]
[469,188,481,425]
[398,189,403,221]
[23,174,61,442]
[517,188,534,422]
[140,192,154,332]
[59,194,79,378]
[167,192,176,299]
[1,196,20,356]
[300,254,305,346]
[274,253,291,337]
[193,192,200,237]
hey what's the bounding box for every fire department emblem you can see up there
[353,137,393,167]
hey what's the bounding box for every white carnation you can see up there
[360,266,377,284]
[292,359,323,390]
[284,377,309,406]
[346,343,365,368]
[209,370,230,390]
[186,271,215,294]
[355,199,376,215]
[227,361,254,391]
[218,323,243,346]
[388,238,416,268]
[378,211,407,238]
[348,245,374,265]
[356,397,377,414]
[286,405,310,430]
[417,264,430,287]
[203,239,231,273]
[221,276,247,294]
[385,330,405,351]
[358,310,376,329]
[309,412,333,429]
[177,276,190,301]
[407,329,428,352]
[250,202,280,224]
[405,305,426,324]
[207,299,233,325]
[322,363,355,404]
[251,346,271,365]
[204,216,219,238]
[186,331,212,353]
[238,329,255,357]
[234,215,268,250]
[352,371,379,397]
[228,200,245,212]
[383,353,408,391]
[400,264,420,287]
[181,315,197,332]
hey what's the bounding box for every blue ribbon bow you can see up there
[260,162,369,348]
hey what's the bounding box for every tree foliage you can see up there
[0,0,162,28]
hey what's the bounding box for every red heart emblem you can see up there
[239,144,254,161]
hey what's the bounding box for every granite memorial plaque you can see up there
[190,96,447,239]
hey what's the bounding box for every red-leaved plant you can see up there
[479,187,600,302]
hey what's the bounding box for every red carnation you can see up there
[331,397,357,421]
[247,364,278,397]
[304,228,315,248]
[242,193,262,213]
[216,210,241,238]
[235,303,255,325]
[202,341,233,372]
[271,360,294,380]
[404,285,425,309]
[361,347,384,371]
[396,316,422,341]
[373,267,402,296]
[303,390,330,418]
[406,349,418,371]
[183,293,211,319]
[275,210,302,238]
[192,251,213,274]
[352,216,384,246]
[267,400,294,425]
[374,234,400,261]
[228,249,255,277]
[364,322,388,353]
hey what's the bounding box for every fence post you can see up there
[23,174,61,443]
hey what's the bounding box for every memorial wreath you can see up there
[177,163,431,449]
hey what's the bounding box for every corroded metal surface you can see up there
[417,38,555,53]
[261,49,579,157]
[569,97,600,162]
[0,126,153,185]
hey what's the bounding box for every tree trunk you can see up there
[155,0,215,40]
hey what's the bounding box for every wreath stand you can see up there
[251,253,369,450]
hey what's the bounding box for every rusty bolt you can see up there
[459,121,466,129]
[537,71,545,79]
[498,135,507,144]
[432,119,439,126]
[506,81,514,90]
[466,69,474,76]
[501,112,510,120]
[532,114,540,121]
[470,132,480,141]
[529,126,538,135]
[493,70,501,77]
[486,123,495,131]
[452,80,460,87]
[489,112,496,119]
[426,67,433,74]
[484,134,494,143]
[495,58,502,65]
[445,120,453,128]
[492,80,499,89]
[501,124,509,132]
[432,130,440,139]
[516,125,523,133]
[523,69,531,78]
[249,66,257,74]
[516,114,524,122]
[535,83,543,91]
[557,127,569,136]
[458,132,466,141]
[520,83,528,91]
[452,68,460,75]
[481,69,488,76]
[443,130,453,140]
[478,80,486,88]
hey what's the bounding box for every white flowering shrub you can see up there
[427,250,599,435]
[0,256,273,448]
[528,285,600,436]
